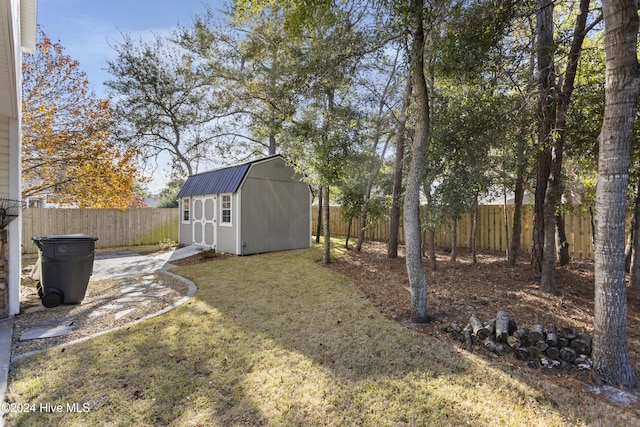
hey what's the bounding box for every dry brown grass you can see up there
[4,241,640,426]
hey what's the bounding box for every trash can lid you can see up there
[32,234,99,242]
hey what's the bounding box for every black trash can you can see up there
[31,234,99,308]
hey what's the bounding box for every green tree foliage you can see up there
[106,32,230,177]
[564,36,605,205]
[434,0,525,83]
[176,6,298,155]
[156,178,185,208]
[431,87,505,220]
[233,0,371,263]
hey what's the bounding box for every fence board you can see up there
[22,208,179,254]
[312,205,597,260]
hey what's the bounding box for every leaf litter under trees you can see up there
[326,241,640,409]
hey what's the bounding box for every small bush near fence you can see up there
[22,208,179,254]
[312,205,595,260]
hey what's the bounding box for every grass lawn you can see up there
[5,242,639,426]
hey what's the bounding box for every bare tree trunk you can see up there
[420,204,427,257]
[556,212,570,265]
[316,187,323,244]
[556,193,572,266]
[536,0,557,288]
[630,177,640,288]
[540,185,557,291]
[268,134,276,156]
[532,0,555,276]
[503,184,510,260]
[590,206,596,246]
[322,186,331,264]
[425,184,437,269]
[450,219,457,262]
[541,0,592,291]
[388,72,411,259]
[355,185,370,252]
[404,0,430,323]
[509,137,526,265]
[625,217,634,272]
[356,135,391,252]
[471,195,478,264]
[592,0,640,388]
[345,217,352,250]
[429,229,436,270]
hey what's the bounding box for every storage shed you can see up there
[177,155,312,255]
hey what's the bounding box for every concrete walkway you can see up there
[91,245,201,281]
[0,245,201,426]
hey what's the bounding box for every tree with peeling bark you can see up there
[591,0,640,388]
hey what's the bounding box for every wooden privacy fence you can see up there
[21,208,179,254]
[313,205,595,260]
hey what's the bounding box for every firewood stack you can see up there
[444,310,593,370]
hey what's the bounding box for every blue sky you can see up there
[38,0,226,96]
[37,0,227,194]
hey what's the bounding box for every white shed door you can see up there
[192,196,216,248]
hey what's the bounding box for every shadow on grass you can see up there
[6,243,639,426]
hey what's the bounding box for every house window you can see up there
[182,198,190,223]
[221,194,232,225]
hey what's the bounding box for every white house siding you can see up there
[0,0,36,317]
[0,117,9,197]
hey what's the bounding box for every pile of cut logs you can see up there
[445,310,593,370]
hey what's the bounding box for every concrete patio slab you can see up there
[20,325,75,341]
[114,308,136,321]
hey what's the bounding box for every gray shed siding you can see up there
[178,197,190,246]
[178,220,191,246]
[239,159,311,255]
[215,192,239,254]
[177,155,311,254]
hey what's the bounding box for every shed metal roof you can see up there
[177,155,280,198]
